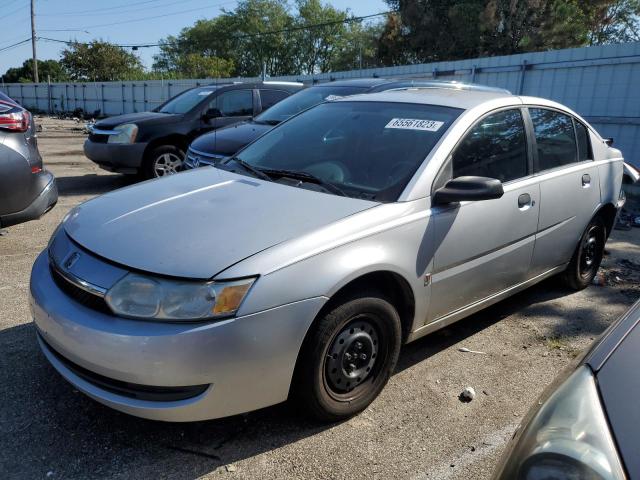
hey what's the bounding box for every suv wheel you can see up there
[293,291,402,422]
[144,145,185,179]
[560,216,606,290]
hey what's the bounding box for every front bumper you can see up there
[30,251,326,421]
[0,171,57,228]
[83,139,148,174]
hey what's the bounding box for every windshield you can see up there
[255,86,369,124]
[157,87,216,114]
[227,101,462,202]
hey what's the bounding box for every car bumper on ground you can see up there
[83,139,148,174]
[30,251,326,421]
[0,171,57,228]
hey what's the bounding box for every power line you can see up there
[0,38,31,54]
[39,0,230,16]
[39,4,230,31]
[38,10,395,49]
[0,3,27,21]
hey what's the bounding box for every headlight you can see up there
[495,366,625,479]
[107,123,138,144]
[105,273,255,321]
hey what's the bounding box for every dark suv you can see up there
[84,81,303,179]
[0,92,57,228]
[185,79,499,169]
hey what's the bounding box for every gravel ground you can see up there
[1,117,639,480]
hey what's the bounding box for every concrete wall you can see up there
[2,41,639,165]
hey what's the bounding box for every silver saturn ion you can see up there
[31,86,624,422]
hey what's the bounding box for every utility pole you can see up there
[31,0,39,83]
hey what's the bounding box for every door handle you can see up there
[582,174,591,188]
[518,193,534,210]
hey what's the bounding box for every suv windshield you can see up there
[255,86,369,124]
[157,87,217,114]
[227,101,462,202]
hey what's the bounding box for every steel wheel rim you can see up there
[154,152,183,177]
[579,226,601,278]
[323,315,382,401]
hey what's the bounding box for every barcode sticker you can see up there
[385,118,444,132]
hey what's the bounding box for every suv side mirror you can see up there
[203,107,222,120]
[433,176,504,204]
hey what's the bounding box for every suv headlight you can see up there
[105,273,255,321]
[107,123,138,144]
[495,366,626,479]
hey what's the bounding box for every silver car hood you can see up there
[64,168,377,279]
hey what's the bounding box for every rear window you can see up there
[255,86,369,124]
[575,120,592,161]
[529,108,577,172]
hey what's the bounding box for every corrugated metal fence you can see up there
[2,41,639,165]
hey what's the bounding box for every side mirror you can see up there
[203,108,222,120]
[433,176,504,204]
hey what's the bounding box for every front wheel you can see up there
[560,216,606,290]
[292,292,402,422]
[143,145,185,179]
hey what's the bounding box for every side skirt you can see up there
[406,264,567,343]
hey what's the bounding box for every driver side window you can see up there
[452,109,528,183]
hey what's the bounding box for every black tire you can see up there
[560,216,606,290]
[142,145,185,179]
[292,291,402,422]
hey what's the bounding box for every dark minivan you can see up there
[0,92,57,228]
[185,79,508,169]
[84,81,303,179]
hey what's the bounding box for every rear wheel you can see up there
[293,291,402,422]
[143,145,185,179]
[560,216,606,290]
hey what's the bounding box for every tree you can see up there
[383,0,640,63]
[587,0,640,44]
[2,59,68,83]
[292,0,348,74]
[60,40,144,81]
[175,54,235,78]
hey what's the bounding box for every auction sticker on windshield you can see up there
[385,118,444,131]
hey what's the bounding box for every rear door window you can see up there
[575,120,592,161]
[529,108,578,172]
[259,89,289,110]
[214,90,253,117]
[451,109,528,183]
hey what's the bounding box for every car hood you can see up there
[64,168,377,279]
[95,111,180,129]
[190,121,272,156]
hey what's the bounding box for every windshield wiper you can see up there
[253,118,280,126]
[260,168,347,197]
[225,157,271,181]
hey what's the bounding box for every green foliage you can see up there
[385,0,640,62]
[2,59,68,83]
[60,40,144,81]
[5,0,640,84]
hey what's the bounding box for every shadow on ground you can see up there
[55,174,138,197]
[0,280,634,479]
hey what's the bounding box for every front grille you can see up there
[40,334,210,402]
[50,266,112,314]
[88,134,109,143]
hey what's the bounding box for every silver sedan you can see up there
[31,85,624,422]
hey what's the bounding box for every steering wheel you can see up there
[305,161,348,183]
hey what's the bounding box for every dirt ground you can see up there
[1,116,639,480]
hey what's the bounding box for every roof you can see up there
[316,78,393,88]
[338,87,515,110]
